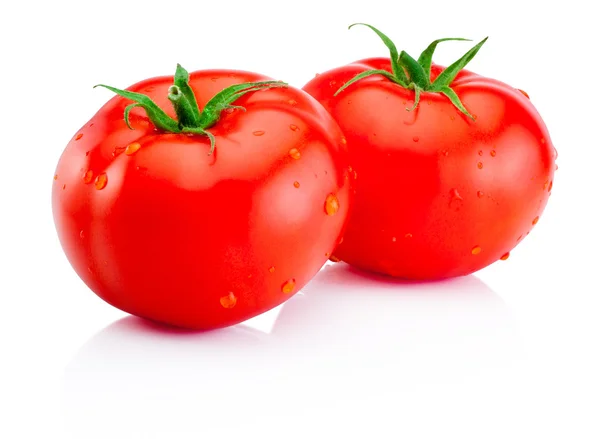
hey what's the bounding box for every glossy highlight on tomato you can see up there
[52,65,352,329]
[303,24,556,279]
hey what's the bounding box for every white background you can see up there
[1,1,598,437]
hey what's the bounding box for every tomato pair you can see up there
[52,24,556,329]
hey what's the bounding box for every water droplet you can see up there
[532,216,539,225]
[405,233,413,239]
[324,193,340,215]
[500,252,510,260]
[62,184,66,190]
[94,173,108,190]
[477,190,484,198]
[471,246,482,255]
[548,181,553,192]
[53,174,58,181]
[112,146,126,157]
[413,136,419,142]
[289,148,301,160]
[220,292,237,309]
[80,230,85,239]
[325,252,330,258]
[125,142,141,156]
[269,266,275,274]
[451,188,463,200]
[477,162,483,169]
[517,234,523,242]
[85,151,90,156]
[329,254,341,263]
[518,89,530,99]
[329,80,337,87]
[253,130,265,136]
[391,237,397,242]
[490,150,496,157]
[478,150,483,156]
[543,180,549,190]
[541,138,546,144]
[282,279,296,294]
[83,170,94,184]
[289,124,298,131]
[293,181,300,188]
[353,170,358,180]
[450,115,456,121]
[449,188,463,209]
[288,99,297,105]
[443,150,449,157]
[341,137,347,145]
[338,237,344,245]
[75,133,83,141]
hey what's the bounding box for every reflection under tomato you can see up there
[63,263,519,438]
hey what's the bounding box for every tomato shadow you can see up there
[63,262,520,437]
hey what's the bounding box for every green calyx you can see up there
[334,23,488,120]
[95,64,288,154]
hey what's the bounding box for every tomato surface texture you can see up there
[303,29,555,279]
[52,66,351,329]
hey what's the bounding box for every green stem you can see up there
[96,65,288,155]
[336,23,488,119]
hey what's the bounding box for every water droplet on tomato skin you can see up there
[288,148,301,160]
[443,150,449,157]
[94,173,108,190]
[268,266,275,274]
[253,130,265,136]
[341,137,347,145]
[80,230,85,239]
[391,237,397,242]
[85,151,90,156]
[532,216,539,225]
[62,184,67,190]
[125,142,141,156]
[548,181,553,192]
[477,162,483,169]
[289,124,298,131]
[413,136,419,142]
[477,190,484,198]
[471,246,482,255]
[220,292,237,309]
[329,255,341,263]
[83,170,94,184]
[541,138,546,144]
[490,150,496,157]
[500,252,510,261]
[288,99,297,105]
[53,174,58,181]
[405,233,413,239]
[329,80,337,87]
[282,279,296,294]
[324,194,340,216]
[518,89,530,99]
[75,133,83,141]
[325,252,330,258]
[478,150,483,156]
[293,181,300,188]
[543,180,549,190]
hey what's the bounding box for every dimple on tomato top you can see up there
[52,65,352,329]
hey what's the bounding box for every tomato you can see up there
[52,64,351,329]
[303,24,556,279]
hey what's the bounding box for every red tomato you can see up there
[303,25,556,279]
[52,65,351,329]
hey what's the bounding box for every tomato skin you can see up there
[303,58,555,279]
[52,69,351,329]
